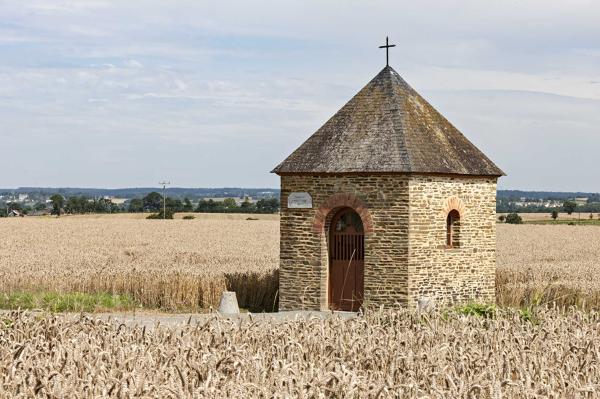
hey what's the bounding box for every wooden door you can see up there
[329,208,364,311]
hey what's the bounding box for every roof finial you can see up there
[378,36,396,67]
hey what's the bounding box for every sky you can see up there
[1,1,599,191]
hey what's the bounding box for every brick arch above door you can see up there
[312,193,374,234]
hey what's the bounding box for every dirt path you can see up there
[97,310,356,328]
[1,309,356,329]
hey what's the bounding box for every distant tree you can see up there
[183,197,193,212]
[563,200,577,215]
[222,198,238,210]
[590,213,594,220]
[505,212,523,224]
[128,198,144,213]
[165,197,183,212]
[551,210,558,220]
[7,202,21,212]
[240,199,253,212]
[96,198,115,213]
[498,215,505,223]
[146,208,174,219]
[256,198,280,214]
[65,196,87,214]
[195,199,224,213]
[34,202,47,212]
[193,197,280,214]
[50,194,64,216]
[143,192,163,212]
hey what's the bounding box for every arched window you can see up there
[446,210,460,248]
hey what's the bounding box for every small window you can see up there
[446,210,460,248]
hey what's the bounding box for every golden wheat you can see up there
[0,214,279,310]
[2,215,600,311]
[1,308,599,397]
[496,224,600,309]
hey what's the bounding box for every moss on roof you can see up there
[272,66,504,176]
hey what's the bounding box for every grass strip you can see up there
[0,291,138,312]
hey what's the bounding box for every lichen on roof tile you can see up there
[272,66,504,176]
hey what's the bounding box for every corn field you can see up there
[1,308,599,397]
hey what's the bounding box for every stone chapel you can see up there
[272,63,504,312]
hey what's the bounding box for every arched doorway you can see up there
[329,207,364,311]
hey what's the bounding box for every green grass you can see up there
[455,302,497,318]
[0,291,138,312]
[525,219,600,225]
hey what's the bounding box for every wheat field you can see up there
[2,215,600,397]
[2,214,600,311]
[1,308,599,397]
[0,214,279,311]
[496,224,600,309]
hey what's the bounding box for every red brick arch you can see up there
[313,193,374,234]
[440,196,466,218]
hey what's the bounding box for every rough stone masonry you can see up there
[272,65,503,311]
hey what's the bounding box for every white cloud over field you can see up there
[0,1,599,190]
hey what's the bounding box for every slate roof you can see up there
[272,66,504,176]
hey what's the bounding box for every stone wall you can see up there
[407,175,497,306]
[278,174,497,311]
[279,174,409,311]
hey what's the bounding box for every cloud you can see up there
[0,1,599,189]
[123,59,143,68]
[424,90,600,192]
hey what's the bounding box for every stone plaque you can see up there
[287,192,312,209]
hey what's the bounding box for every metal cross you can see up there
[379,36,396,67]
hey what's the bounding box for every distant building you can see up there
[102,196,127,205]
[204,197,256,206]
[8,210,23,217]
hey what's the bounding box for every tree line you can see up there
[129,192,280,216]
[499,200,600,224]
[497,198,600,213]
[1,192,280,217]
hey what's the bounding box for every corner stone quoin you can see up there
[312,193,374,234]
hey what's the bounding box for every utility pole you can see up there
[159,181,170,219]
[8,191,14,215]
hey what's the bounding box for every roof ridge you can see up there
[386,67,414,173]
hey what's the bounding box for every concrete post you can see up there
[218,291,240,314]
[417,297,433,312]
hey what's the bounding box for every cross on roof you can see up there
[378,36,396,67]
